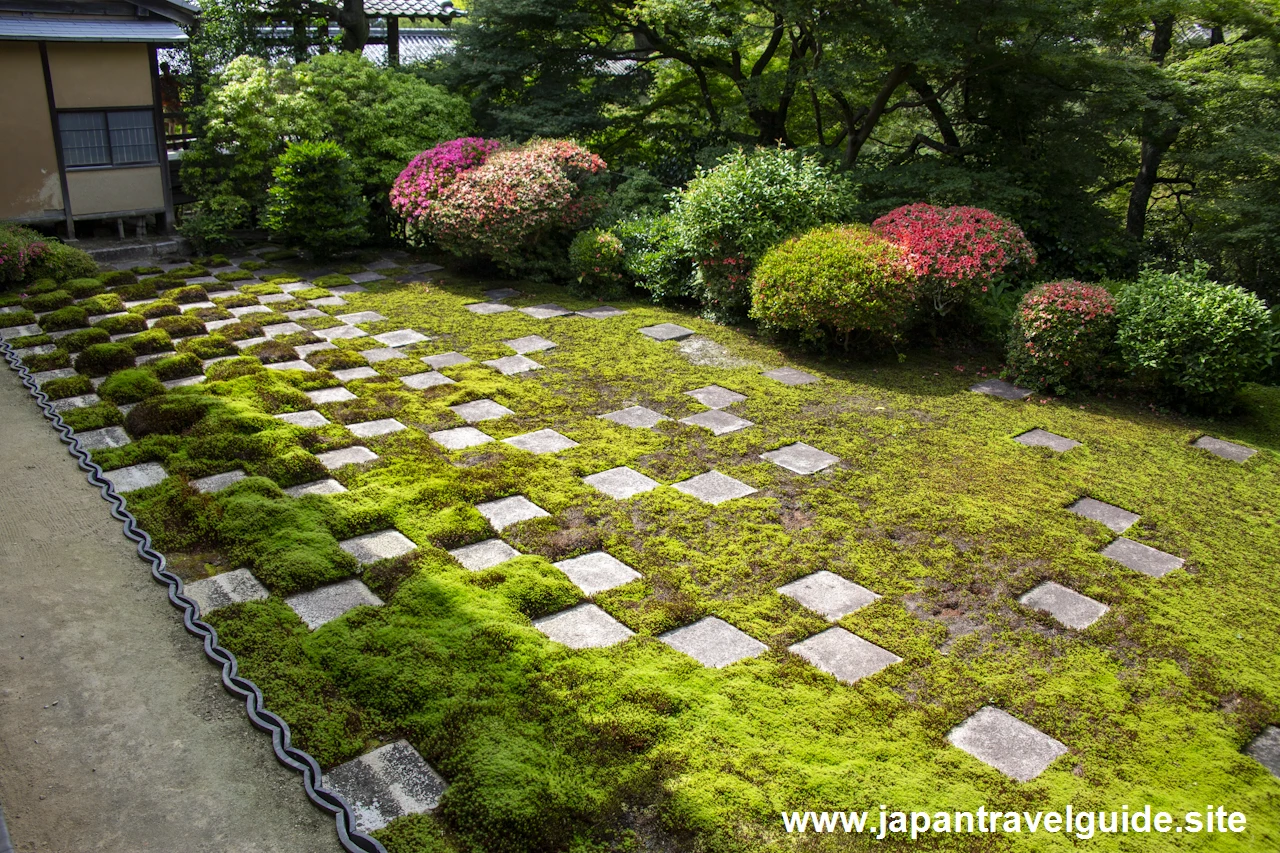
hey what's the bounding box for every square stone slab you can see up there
[232,337,269,351]
[554,551,642,596]
[178,302,217,314]
[679,410,753,435]
[334,367,380,382]
[534,603,634,649]
[277,282,310,293]
[296,342,337,358]
[401,371,455,390]
[307,386,358,405]
[484,355,543,375]
[49,393,101,413]
[191,469,247,494]
[1193,435,1256,463]
[449,539,521,571]
[228,305,272,318]
[164,375,208,389]
[1019,581,1108,630]
[1068,497,1138,534]
[685,385,746,409]
[1014,428,1080,452]
[348,271,385,284]
[103,462,167,493]
[359,347,406,364]
[429,426,493,450]
[466,302,513,315]
[638,323,694,341]
[74,426,131,450]
[790,627,901,685]
[13,344,55,358]
[503,429,579,454]
[504,334,556,354]
[284,478,349,497]
[183,568,269,615]
[484,287,521,300]
[763,366,819,386]
[261,322,305,338]
[285,579,384,631]
[421,351,471,370]
[374,329,430,348]
[275,410,331,427]
[316,446,379,470]
[777,570,880,621]
[519,303,572,319]
[672,471,757,505]
[0,323,41,339]
[1101,538,1184,577]
[340,529,418,564]
[337,311,387,325]
[205,320,238,334]
[328,284,369,295]
[348,418,407,438]
[761,442,840,475]
[971,378,1032,400]
[309,296,347,308]
[475,495,550,530]
[583,466,660,500]
[32,367,78,386]
[314,324,367,341]
[577,306,626,319]
[265,360,315,373]
[257,293,293,305]
[286,308,329,321]
[367,259,399,271]
[450,399,514,422]
[599,406,668,429]
[659,617,767,668]
[947,707,1068,782]
[1246,726,1280,778]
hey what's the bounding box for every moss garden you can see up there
[2,253,1278,853]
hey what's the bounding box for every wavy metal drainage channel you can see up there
[1,341,388,853]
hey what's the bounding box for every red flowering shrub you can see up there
[872,203,1035,314]
[0,224,49,283]
[1007,280,1118,393]
[389,137,501,232]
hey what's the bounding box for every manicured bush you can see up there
[24,289,73,312]
[24,240,98,283]
[125,328,174,356]
[152,314,206,338]
[75,342,136,376]
[39,305,88,332]
[390,136,502,232]
[100,368,167,404]
[0,224,49,283]
[179,194,252,252]
[617,214,699,305]
[78,292,125,315]
[150,351,204,380]
[750,225,917,349]
[59,327,110,353]
[567,229,626,296]
[264,141,367,259]
[872,203,1036,316]
[1006,280,1119,394]
[1116,263,1275,407]
[64,277,105,298]
[95,313,148,335]
[165,284,209,304]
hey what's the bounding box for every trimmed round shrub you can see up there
[750,225,917,349]
[64,277,105,298]
[152,313,206,338]
[616,214,697,305]
[59,327,111,353]
[78,292,125,315]
[39,305,88,332]
[24,240,97,283]
[1116,263,1276,408]
[567,229,626,296]
[125,392,215,437]
[126,328,174,356]
[24,289,73,312]
[75,342,136,376]
[95,313,148,335]
[0,223,50,283]
[150,351,204,380]
[390,136,501,231]
[1007,281,1118,394]
[264,140,367,259]
[99,368,166,404]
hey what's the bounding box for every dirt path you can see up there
[0,366,339,852]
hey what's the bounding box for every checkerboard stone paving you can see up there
[660,617,767,668]
[74,425,132,450]
[374,329,430,348]
[685,385,746,409]
[401,371,455,389]
[229,305,272,317]
[286,579,384,631]
[338,311,387,325]
[283,478,348,497]
[315,325,367,341]
[638,323,695,342]
[1193,435,1256,463]
[310,296,347,308]
[467,301,514,315]
[1246,726,1280,778]
[421,352,470,369]
[673,471,757,505]
[307,386,358,405]
[1013,429,1081,452]
[1100,538,1184,577]
[475,495,550,530]
[258,294,293,305]
[577,306,627,319]
[450,399,514,422]
[1019,581,1108,630]
[789,627,901,685]
[334,367,380,382]
[1068,497,1138,534]
[316,446,379,469]
[50,394,101,412]
[102,462,167,493]
[0,324,42,339]
[31,367,77,386]
[762,366,819,386]
[584,466,660,500]
[484,355,543,375]
[778,570,880,621]
[235,337,268,350]
[504,334,556,354]
[183,568,269,615]
[553,551,642,596]
[322,740,447,833]
[429,426,493,450]
[359,348,405,364]
[340,529,418,564]
[761,442,839,475]
[348,418,407,438]
[449,538,521,571]
[970,378,1032,400]
[261,322,306,338]
[534,603,635,649]
[679,410,753,435]
[599,406,668,429]
[947,707,1068,782]
[265,360,315,373]
[191,469,247,494]
[484,287,521,300]
[296,342,336,358]
[503,429,579,454]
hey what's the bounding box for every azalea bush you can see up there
[1006,280,1118,394]
[389,137,501,236]
[0,224,48,283]
[567,228,626,296]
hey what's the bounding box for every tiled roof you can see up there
[362,0,463,18]
[361,27,456,64]
[0,16,188,42]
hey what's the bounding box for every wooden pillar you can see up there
[388,17,399,67]
[148,43,176,235]
[38,41,76,240]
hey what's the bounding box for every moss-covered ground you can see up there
[3,252,1278,853]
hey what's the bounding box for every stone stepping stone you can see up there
[970,378,1032,400]
[49,328,92,340]
[233,336,268,350]
[334,367,380,382]
[466,302,513,315]
[316,446,379,470]
[307,387,358,405]
[283,478,348,497]
[0,323,41,339]
[13,344,56,358]
[1068,497,1138,534]
[228,305,272,318]
[286,308,329,321]
[373,329,429,348]
[405,262,443,274]
[475,495,550,530]
[1014,429,1080,452]
[314,325,367,341]
[577,306,626,319]
[74,426,131,450]
[367,259,399,271]
[205,319,238,332]
[309,296,347,307]
[337,311,387,325]
[348,271,385,284]
[503,429,578,454]
[1193,435,1256,463]
[685,385,745,409]
[296,342,337,358]
[202,356,236,370]
[583,466,660,500]
[257,293,293,304]
[429,426,493,450]
[553,551,641,596]
[401,371,455,390]
[340,529,417,564]
[322,740,446,833]
[49,393,101,412]
[672,471,756,505]
[186,276,221,286]
[947,707,1067,782]
[790,626,901,685]
[534,603,634,649]
[348,418,406,438]
[1100,538,1183,577]
[519,303,572,319]
[450,399,514,422]
[449,539,521,571]
[278,282,311,293]
[31,367,78,386]
[638,323,694,341]
[679,410,753,435]
[599,406,668,429]
[503,335,556,355]
[777,570,879,621]
[761,442,839,475]
[1246,726,1280,778]
[359,347,406,364]
[484,355,543,375]
[191,469,247,494]
[285,578,383,630]
[265,360,315,373]
[183,568,268,615]
[484,287,521,300]
[421,352,470,370]
[261,322,306,338]
[1019,581,1108,630]
[763,366,819,386]
[102,462,167,493]
[87,311,130,325]
[328,284,369,295]
[659,617,766,668]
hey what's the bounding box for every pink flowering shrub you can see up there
[872,203,1036,314]
[0,224,49,284]
[1007,280,1118,393]
[389,137,502,232]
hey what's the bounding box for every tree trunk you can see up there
[1125,16,1179,241]
[842,63,913,168]
[339,0,369,53]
